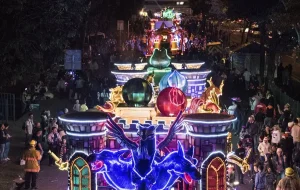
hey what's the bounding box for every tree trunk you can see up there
[259,22,266,85]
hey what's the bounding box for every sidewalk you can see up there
[0,98,71,190]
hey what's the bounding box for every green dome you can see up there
[149,48,171,69]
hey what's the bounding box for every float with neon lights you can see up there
[58,74,237,190]
[56,7,241,189]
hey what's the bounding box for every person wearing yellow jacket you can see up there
[22,140,41,190]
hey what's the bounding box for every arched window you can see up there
[206,157,226,190]
[70,157,91,190]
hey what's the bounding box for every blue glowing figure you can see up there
[88,141,201,190]
[88,111,201,189]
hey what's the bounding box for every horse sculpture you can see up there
[88,141,201,190]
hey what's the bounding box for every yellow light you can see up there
[48,150,69,171]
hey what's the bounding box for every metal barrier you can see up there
[270,83,300,117]
[0,93,16,121]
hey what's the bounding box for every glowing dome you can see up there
[159,70,188,92]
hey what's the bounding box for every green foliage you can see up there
[0,0,90,87]
[269,0,300,45]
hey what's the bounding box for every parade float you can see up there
[55,54,241,189]
[49,8,252,190]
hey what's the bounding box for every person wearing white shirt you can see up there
[258,136,271,162]
[271,125,281,145]
[73,100,81,112]
[291,118,300,150]
[25,113,34,143]
[243,69,251,90]
[228,101,237,115]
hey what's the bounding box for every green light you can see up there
[162,9,175,19]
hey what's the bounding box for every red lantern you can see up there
[157,87,187,116]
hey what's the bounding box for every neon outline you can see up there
[66,130,107,137]
[184,117,237,124]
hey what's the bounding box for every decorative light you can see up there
[111,71,148,75]
[184,117,237,124]
[201,151,225,168]
[66,130,107,137]
[58,117,107,123]
[180,71,211,75]
[187,131,229,138]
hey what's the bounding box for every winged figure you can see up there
[105,111,183,181]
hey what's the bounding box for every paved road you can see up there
[0,98,71,190]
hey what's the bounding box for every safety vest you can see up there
[23,148,41,172]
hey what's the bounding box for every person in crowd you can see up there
[246,143,255,177]
[258,136,271,162]
[73,100,81,112]
[265,165,277,190]
[47,127,61,166]
[255,164,266,190]
[265,102,275,127]
[251,163,259,190]
[266,91,274,106]
[234,103,244,135]
[271,148,286,180]
[228,100,238,115]
[75,77,84,100]
[260,126,272,143]
[250,95,259,114]
[3,123,11,161]
[277,103,292,132]
[291,118,300,150]
[80,100,89,112]
[25,113,34,144]
[32,129,44,161]
[22,140,41,189]
[235,141,245,184]
[279,132,294,167]
[247,115,259,154]
[59,137,68,162]
[58,127,66,139]
[255,108,265,132]
[271,125,281,145]
[40,111,49,140]
[276,167,300,190]
[243,69,251,90]
[0,124,6,162]
[239,125,249,140]
[56,78,66,98]
[50,118,58,129]
[32,122,42,137]
[64,108,69,114]
[270,144,278,158]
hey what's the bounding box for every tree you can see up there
[0,0,90,88]
[270,0,300,46]
[188,0,212,30]
[265,0,300,85]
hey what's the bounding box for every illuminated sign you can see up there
[162,9,175,19]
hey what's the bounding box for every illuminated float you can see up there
[53,8,247,190]
[55,71,240,190]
